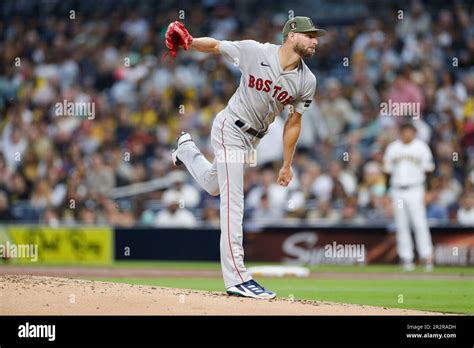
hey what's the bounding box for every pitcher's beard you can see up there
[294,43,315,58]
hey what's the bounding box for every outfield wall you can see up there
[244,225,474,266]
[114,227,220,261]
[1,225,473,266]
[0,225,113,265]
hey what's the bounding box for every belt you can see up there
[234,119,266,139]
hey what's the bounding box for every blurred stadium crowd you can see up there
[1,0,474,227]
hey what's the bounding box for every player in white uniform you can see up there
[383,123,435,271]
[169,17,326,298]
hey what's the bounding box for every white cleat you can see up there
[423,263,434,272]
[171,132,192,166]
[402,262,416,272]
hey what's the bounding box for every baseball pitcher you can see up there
[383,122,435,271]
[165,17,325,298]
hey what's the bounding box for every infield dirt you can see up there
[0,274,442,315]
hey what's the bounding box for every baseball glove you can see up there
[165,21,193,58]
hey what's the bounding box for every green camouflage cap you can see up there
[282,16,326,38]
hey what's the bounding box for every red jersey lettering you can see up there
[263,80,272,92]
[248,74,293,105]
[272,85,282,97]
[248,74,255,88]
[277,91,288,102]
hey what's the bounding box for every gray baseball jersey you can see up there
[176,39,318,290]
[219,40,317,133]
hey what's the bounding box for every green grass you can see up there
[91,260,474,275]
[3,259,474,275]
[93,276,474,314]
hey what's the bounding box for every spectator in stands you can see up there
[345,149,365,180]
[310,162,333,202]
[154,191,197,227]
[307,199,340,222]
[30,179,53,208]
[107,146,135,186]
[46,166,67,207]
[459,36,474,68]
[115,206,137,227]
[161,171,200,209]
[457,191,474,225]
[285,188,309,220]
[297,98,322,150]
[340,197,366,224]
[395,0,432,39]
[293,166,317,203]
[0,191,16,222]
[139,206,156,226]
[86,153,116,195]
[246,167,287,213]
[318,78,355,143]
[98,197,136,227]
[20,149,40,184]
[61,208,76,226]
[42,207,60,227]
[357,161,386,208]
[435,70,467,121]
[78,203,98,225]
[366,195,393,221]
[0,153,9,191]
[357,104,381,147]
[8,173,30,203]
[2,126,28,171]
[250,193,283,224]
[436,162,463,208]
[387,65,425,120]
[201,201,220,228]
[425,187,449,221]
[329,161,358,197]
[330,179,348,210]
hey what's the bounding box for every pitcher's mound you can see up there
[0,275,439,315]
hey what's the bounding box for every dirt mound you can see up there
[0,275,440,315]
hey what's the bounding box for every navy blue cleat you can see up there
[226,279,276,299]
